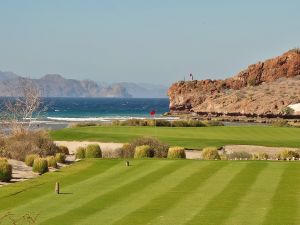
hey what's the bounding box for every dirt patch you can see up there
[224,145,299,157]
[0,159,39,187]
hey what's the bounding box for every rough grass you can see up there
[0,160,300,225]
[50,126,300,149]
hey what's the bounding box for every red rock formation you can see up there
[168,49,300,116]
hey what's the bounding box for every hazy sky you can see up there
[0,0,299,85]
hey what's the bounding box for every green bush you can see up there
[227,151,252,160]
[71,122,98,128]
[171,120,190,127]
[55,153,66,163]
[58,145,69,155]
[47,156,58,168]
[253,152,269,160]
[0,157,8,163]
[25,154,39,167]
[272,119,289,127]
[0,147,10,158]
[130,137,168,158]
[155,120,171,127]
[75,147,86,159]
[277,149,299,160]
[167,147,186,159]
[0,161,12,182]
[112,119,222,127]
[119,143,135,158]
[203,120,224,127]
[32,158,48,174]
[85,144,102,158]
[134,145,151,158]
[186,120,206,127]
[202,147,221,160]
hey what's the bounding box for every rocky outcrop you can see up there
[168,49,300,117]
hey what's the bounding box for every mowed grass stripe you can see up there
[185,162,267,225]
[149,162,247,225]
[223,163,285,225]
[8,160,157,222]
[40,160,185,225]
[51,126,300,148]
[80,161,210,225]
[0,160,117,211]
[111,161,228,225]
[262,163,300,225]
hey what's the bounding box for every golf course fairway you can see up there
[1,159,300,225]
[51,125,300,149]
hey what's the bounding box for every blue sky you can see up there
[0,0,299,85]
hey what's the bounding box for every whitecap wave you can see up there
[46,116,179,122]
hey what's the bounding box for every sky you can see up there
[0,0,299,85]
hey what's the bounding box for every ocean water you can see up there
[40,98,170,122]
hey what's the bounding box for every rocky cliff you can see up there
[168,49,300,117]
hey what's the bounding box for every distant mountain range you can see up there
[0,71,167,98]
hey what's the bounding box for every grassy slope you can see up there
[50,126,300,149]
[0,160,300,225]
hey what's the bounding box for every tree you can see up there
[281,106,295,116]
[1,79,44,133]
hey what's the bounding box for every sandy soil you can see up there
[0,159,39,187]
[55,141,123,154]
[224,145,299,156]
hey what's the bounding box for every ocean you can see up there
[41,97,170,122]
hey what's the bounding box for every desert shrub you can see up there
[171,120,190,127]
[0,157,8,163]
[85,144,102,158]
[47,156,58,168]
[25,154,39,167]
[120,119,144,126]
[167,147,186,159]
[58,146,69,155]
[155,120,171,127]
[32,158,48,174]
[203,120,224,127]
[0,161,12,182]
[247,77,257,86]
[295,149,300,156]
[3,130,59,161]
[281,107,295,116]
[55,153,66,163]
[277,149,299,160]
[119,143,135,158]
[187,120,206,127]
[75,147,86,159]
[253,152,269,160]
[113,119,222,127]
[202,147,221,160]
[291,48,300,54]
[70,122,97,128]
[134,145,151,158]
[227,151,252,160]
[130,137,168,158]
[0,147,10,158]
[272,119,289,127]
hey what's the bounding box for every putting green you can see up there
[50,125,300,149]
[0,160,299,225]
